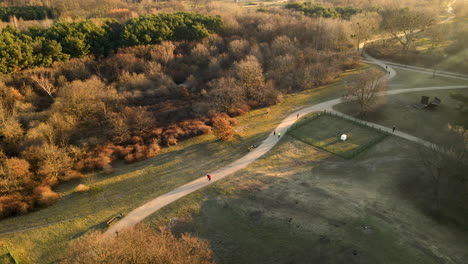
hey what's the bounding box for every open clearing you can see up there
[289,113,387,158]
[145,135,468,264]
[333,88,468,146]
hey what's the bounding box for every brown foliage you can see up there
[33,185,61,206]
[75,144,114,172]
[0,193,30,217]
[212,113,235,141]
[22,143,76,185]
[0,157,33,194]
[96,53,146,83]
[60,225,215,264]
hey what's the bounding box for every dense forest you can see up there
[0,12,223,74]
[0,8,358,217]
[0,6,57,22]
[285,2,361,19]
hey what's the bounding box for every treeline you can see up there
[0,6,57,22]
[285,2,361,20]
[0,10,358,217]
[0,12,223,74]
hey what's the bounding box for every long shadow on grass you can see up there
[168,166,438,264]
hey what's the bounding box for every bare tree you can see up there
[350,12,381,51]
[208,77,245,113]
[418,125,468,213]
[30,71,55,99]
[345,68,387,114]
[380,8,435,56]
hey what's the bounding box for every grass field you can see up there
[144,135,468,263]
[289,113,387,158]
[333,88,468,146]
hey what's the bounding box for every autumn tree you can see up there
[0,157,33,194]
[212,113,236,141]
[60,225,215,264]
[380,8,435,56]
[233,55,280,106]
[345,68,388,114]
[208,77,245,113]
[22,143,76,186]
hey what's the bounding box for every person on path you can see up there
[297,113,299,119]
[392,126,396,132]
[206,173,212,181]
[273,130,276,136]
[278,132,281,138]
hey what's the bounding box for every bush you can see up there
[60,225,215,264]
[74,184,90,193]
[33,185,61,206]
[212,113,236,141]
[0,6,57,22]
[0,193,30,217]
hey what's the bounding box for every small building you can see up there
[340,134,347,141]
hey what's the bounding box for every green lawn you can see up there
[0,67,367,263]
[333,88,468,146]
[289,113,387,158]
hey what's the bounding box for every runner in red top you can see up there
[206,173,212,181]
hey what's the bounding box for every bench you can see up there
[106,213,124,226]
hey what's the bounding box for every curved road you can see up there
[105,65,468,236]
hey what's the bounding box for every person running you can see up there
[206,173,212,181]
[278,132,281,138]
[392,126,396,132]
[273,130,276,136]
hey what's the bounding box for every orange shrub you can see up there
[0,193,31,217]
[211,113,235,141]
[34,185,61,206]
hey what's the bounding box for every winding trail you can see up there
[105,62,468,236]
[106,1,467,234]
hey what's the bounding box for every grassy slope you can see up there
[144,135,468,263]
[0,66,369,263]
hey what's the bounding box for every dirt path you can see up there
[106,8,465,233]
[105,82,468,236]
[373,61,468,81]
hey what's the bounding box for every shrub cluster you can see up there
[285,2,361,20]
[60,225,215,264]
[0,6,57,22]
